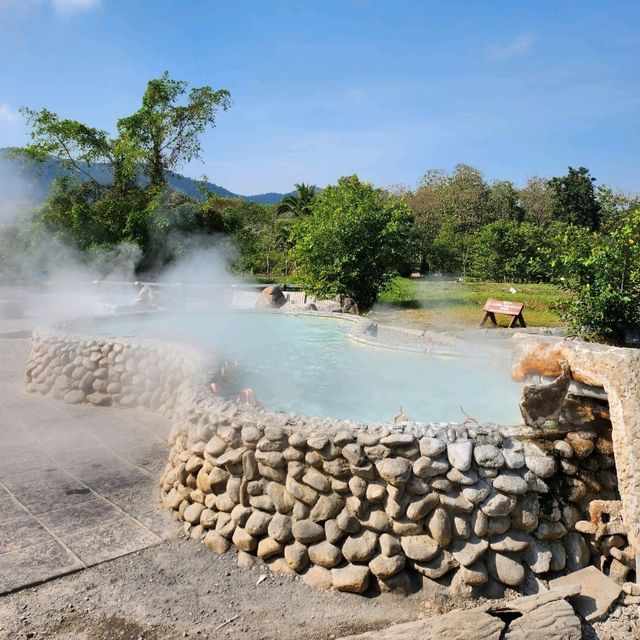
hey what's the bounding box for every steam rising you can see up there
[0,166,238,326]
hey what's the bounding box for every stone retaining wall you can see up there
[25,327,213,417]
[24,326,634,595]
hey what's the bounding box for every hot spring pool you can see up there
[91,311,523,425]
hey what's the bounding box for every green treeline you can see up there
[2,73,640,344]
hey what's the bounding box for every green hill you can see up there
[0,149,291,205]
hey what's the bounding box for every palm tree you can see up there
[277,183,317,218]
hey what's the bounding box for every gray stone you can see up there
[550,565,622,622]
[405,493,439,521]
[342,530,378,563]
[268,513,293,543]
[413,550,458,579]
[535,521,567,541]
[492,472,528,495]
[563,532,589,572]
[502,440,526,469]
[379,533,401,557]
[462,484,491,505]
[549,540,566,572]
[525,455,556,479]
[361,508,391,533]
[450,535,489,567]
[380,433,415,446]
[302,565,333,590]
[267,481,295,513]
[375,457,412,486]
[474,444,505,468]
[503,597,581,640]
[511,494,539,533]
[232,527,256,552]
[480,490,517,517]
[553,440,574,459]
[285,476,318,506]
[292,519,325,544]
[308,541,342,568]
[490,532,529,553]
[419,437,447,457]
[413,456,448,478]
[486,516,511,536]
[337,509,360,534]
[257,536,283,559]
[325,519,343,545]
[363,445,390,462]
[400,535,439,562]
[331,564,370,594]
[447,441,473,471]
[183,502,204,524]
[426,507,452,547]
[438,493,474,514]
[471,509,488,537]
[302,468,331,493]
[349,476,367,497]
[86,392,111,406]
[429,477,453,492]
[369,553,405,579]
[523,538,552,574]
[365,483,386,502]
[230,504,252,526]
[459,560,488,586]
[284,540,309,572]
[63,389,85,404]
[244,510,272,536]
[203,530,231,554]
[488,551,525,587]
[453,515,471,539]
[447,467,478,485]
[310,493,344,522]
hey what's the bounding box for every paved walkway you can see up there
[0,323,173,595]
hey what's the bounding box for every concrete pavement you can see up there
[0,322,174,595]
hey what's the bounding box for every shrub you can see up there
[290,175,414,309]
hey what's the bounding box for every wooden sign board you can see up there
[480,298,526,328]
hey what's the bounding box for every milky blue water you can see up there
[95,311,523,425]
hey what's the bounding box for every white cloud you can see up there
[51,0,101,14]
[0,0,101,15]
[0,104,18,125]
[487,33,535,61]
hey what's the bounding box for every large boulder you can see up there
[335,293,359,315]
[519,365,570,427]
[256,285,287,309]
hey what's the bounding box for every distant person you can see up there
[133,284,157,310]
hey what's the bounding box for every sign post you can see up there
[480,298,526,329]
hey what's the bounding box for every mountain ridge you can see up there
[0,149,292,205]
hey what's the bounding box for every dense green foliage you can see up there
[290,176,414,308]
[7,74,640,342]
[548,166,601,230]
[467,221,548,282]
[556,209,640,343]
[17,72,230,271]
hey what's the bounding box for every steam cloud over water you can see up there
[0,164,239,325]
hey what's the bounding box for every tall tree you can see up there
[488,180,523,222]
[276,183,317,218]
[548,166,601,230]
[596,185,640,233]
[290,175,414,308]
[519,176,554,226]
[442,164,491,235]
[19,73,231,263]
[118,71,231,188]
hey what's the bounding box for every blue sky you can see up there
[0,0,638,195]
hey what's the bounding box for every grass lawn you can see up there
[373,277,565,330]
